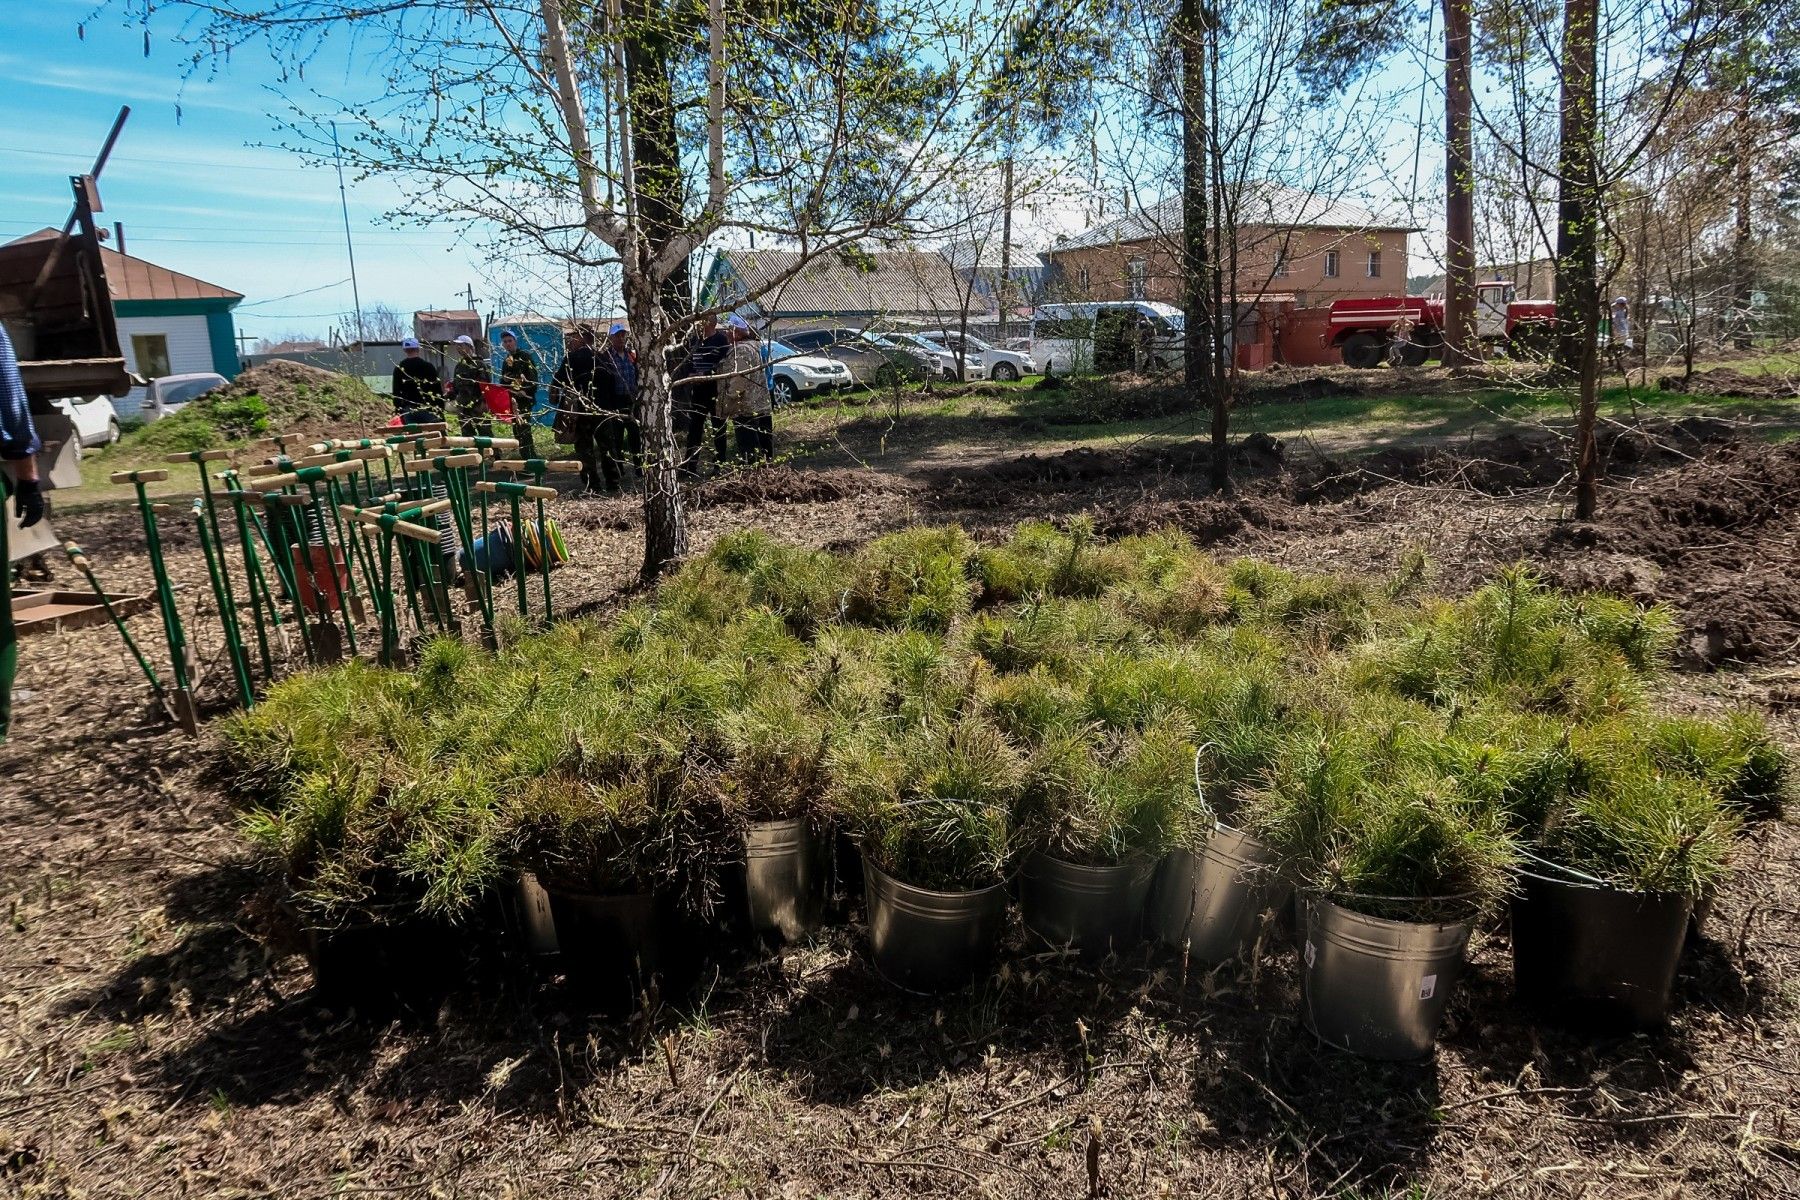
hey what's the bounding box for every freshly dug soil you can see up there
[690,464,904,507]
[211,360,393,437]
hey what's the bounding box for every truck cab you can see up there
[1475,280,1515,340]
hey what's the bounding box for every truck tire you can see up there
[1341,332,1384,369]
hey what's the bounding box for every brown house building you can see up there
[1044,185,1415,311]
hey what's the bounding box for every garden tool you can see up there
[494,458,582,620]
[61,541,173,718]
[474,479,556,618]
[192,497,255,709]
[109,468,198,734]
[167,450,254,704]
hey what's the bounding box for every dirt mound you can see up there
[1538,441,1800,665]
[213,360,392,437]
[1657,367,1800,400]
[690,465,901,507]
[1299,420,1740,502]
[925,434,1283,502]
[1097,493,1295,544]
[1246,373,1364,404]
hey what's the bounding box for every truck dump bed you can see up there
[0,182,130,402]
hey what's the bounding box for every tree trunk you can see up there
[624,252,689,579]
[1442,0,1477,366]
[1731,83,1753,350]
[1554,0,1601,516]
[1178,0,1222,491]
[999,154,1015,343]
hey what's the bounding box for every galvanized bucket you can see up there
[1020,852,1156,957]
[864,858,1008,993]
[1148,822,1291,962]
[1298,893,1472,1061]
[744,817,829,942]
[515,870,560,956]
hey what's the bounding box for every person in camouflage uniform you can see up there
[449,334,491,437]
[497,329,539,458]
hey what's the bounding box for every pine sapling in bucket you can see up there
[1511,724,1743,1030]
[829,713,1024,992]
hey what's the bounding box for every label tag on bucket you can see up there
[1304,941,1316,968]
[1419,974,1437,1000]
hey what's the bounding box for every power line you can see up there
[0,143,316,173]
[238,277,353,308]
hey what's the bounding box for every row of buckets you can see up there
[498,815,1701,1061]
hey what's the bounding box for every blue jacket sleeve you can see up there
[0,324,42,461]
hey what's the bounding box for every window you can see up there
[1273,249,1290,278]
[1076,265,1090,292]
[131,333,171,379]
[1324,250,1340,279]
[1365,250,1382,279]
[1126,257,1147,300]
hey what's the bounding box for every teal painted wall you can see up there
[205,310,241,377]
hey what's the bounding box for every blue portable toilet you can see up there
[488,314,566,430]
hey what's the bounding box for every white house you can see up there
[7,230,243,417]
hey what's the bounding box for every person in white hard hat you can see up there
[448,333,491,436]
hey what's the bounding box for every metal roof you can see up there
[709,248,988,320]
[1052,185,1414,252]
[7,228,243,303]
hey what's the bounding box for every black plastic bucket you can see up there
[306,917,458,1019]
[1510,862,1692,1030]
[544,888,664,1013]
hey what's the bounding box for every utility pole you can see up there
[331,122,366,346]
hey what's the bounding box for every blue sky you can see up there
[1,3,497,344]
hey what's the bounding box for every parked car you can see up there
[918,330,1035,381]
[50,394,121,447]
[765,340,854,405]
[880,331,985,381]
[1030,301,1185,373]
[782,327,929,387]
[143,372,229,421]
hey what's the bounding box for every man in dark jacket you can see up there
[593,323,638,493]
[391,337,442,424]
[552,326,604,496]
[497,329,539,458]
[674,312,731,478]
[449,334,490,436]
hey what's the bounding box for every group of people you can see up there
[388,313,775,500]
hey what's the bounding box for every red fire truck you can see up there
[1325,280,1556,367]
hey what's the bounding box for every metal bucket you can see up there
[1148,822,1291,962]
[515,871,560,956]
[864,859,1008,993]
[1020,852,1156,957]
[744,817,829,941]
[1298,894,1472,1061]
[1511,865,1692,1030]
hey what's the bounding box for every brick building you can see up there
[1043,185,1414,311]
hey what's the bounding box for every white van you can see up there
[1030,301,1185,374]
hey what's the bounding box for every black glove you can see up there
[12,477,43,529]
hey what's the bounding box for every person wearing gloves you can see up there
[497,329,539,458]
[717,314,774,464]
[391,337,443,425]
[448,333,491,436]
[552,325,603,496]
[1,323,44,740]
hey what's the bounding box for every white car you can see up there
[51,395,122,447]
[918,330,1035,382]
[144,372,229,421]
[882,332,986,381]
[765,340,854,406]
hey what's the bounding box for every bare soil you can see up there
[4,416,1798,1198]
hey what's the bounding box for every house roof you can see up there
[709,248,985,319]
[7,228,243,303]
[1051,186,1413,252]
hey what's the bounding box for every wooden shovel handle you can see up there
[494,459,582,473]
[163,450,232,463]
[110,469,169,484]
